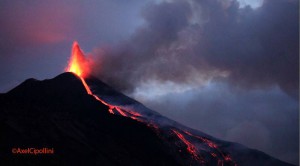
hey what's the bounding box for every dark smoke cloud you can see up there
[93,0,197,91]
[199,0,299,98]
[93,0,298,99]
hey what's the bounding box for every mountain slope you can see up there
[85,74,295,166]
[0,73,178,166]
[0,72,294,166]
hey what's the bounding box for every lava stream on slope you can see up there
[65,41,236,165]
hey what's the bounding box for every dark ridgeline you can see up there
[0,72,295,166]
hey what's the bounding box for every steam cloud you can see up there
[92,0,298,99]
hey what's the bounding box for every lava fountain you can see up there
[66,41,92,78]
[65,41,131,116]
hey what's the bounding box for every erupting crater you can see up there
[64,41,237,165]
[65,41,141,119]
[60,41,291,166]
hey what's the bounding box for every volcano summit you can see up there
[0,42,295,166]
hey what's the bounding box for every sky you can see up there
[0,0,298,164]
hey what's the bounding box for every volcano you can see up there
[0,42,295,166]
[0,72,294,166]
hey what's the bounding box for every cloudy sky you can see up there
[0,0,298,164]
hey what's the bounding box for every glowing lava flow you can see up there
[65,41,143,119]
[65,41,114,113]
[172,129,205,163]
[183,130,236,166]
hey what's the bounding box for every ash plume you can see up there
[92,0,298,98]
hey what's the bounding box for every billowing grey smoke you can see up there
[93,0,298,98]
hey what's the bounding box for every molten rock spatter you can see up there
[65,41,142,120]
[66,41,91,78]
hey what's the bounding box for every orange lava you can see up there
[66,41,91,78]
[126,110,141,117]
[183,130,235,164]
[65,41,141,118]
[172,129,203,162]
[115,107,128,117]
[108,108,115,114]
[80,77,92,95]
